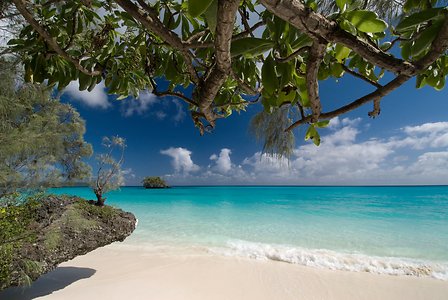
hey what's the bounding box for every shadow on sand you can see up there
[0,266,96,300]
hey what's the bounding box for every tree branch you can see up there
[341,64,382,88]
[275,46,310,63]
[153,91,198,107]
[196,0,240,126]
[230,68,260,95]
[259,0,416,76]
[306,42,326,123]
[12,0,101,76]
[115,0,199,84]
[186,21,264,49]
[286,74,410,131]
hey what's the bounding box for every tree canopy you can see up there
[0,60,92,198]
[142,176,168,188]
[5,0,448,152]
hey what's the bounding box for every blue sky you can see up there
[61,73,448,186]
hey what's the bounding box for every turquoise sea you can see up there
[52,186,448,279]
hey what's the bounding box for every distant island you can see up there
[142,177,169,189]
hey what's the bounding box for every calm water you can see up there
[51,186,448,279]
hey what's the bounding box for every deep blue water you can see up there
[51,186,448,278]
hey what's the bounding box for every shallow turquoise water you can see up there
[51,186,448,278]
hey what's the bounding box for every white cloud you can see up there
[403,122,448,135]
[64,81,110,109]
[210,148,233,174]
[160,119,448,186]
[172,99,186,123]
[122,90,158,117]
[160,147,200,174]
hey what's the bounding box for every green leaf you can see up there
[435,76,445,91]
[410,21,443,58]
[276,90,295,106]
[396,8,444,32]
[231,37,274,57]
[295,75,310,107]
[330,62,344,78]
[339,19,357,35]
[188,0,214,18]
[261,55,278,95]
[290,34,313,50]
[78,73,92,91]
[416,75,426,89]
[335,44,351,63]
[204,0,218,34]
[380,42,392,51]
[336,0,348,12]
[401,41,412,60]
[315,120,330,128]
[305,125,321,146]
[345,10,387,33]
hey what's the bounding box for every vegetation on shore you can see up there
[91,136,127,206]
[0,60,92,198]
[142,177,169,189]
[0,195,136,291]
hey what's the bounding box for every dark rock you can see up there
[0,196,136,290]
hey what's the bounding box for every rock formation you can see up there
[0,195,136,290]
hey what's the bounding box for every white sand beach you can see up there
[2,243,448,300]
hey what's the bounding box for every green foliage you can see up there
[75,200,118,219]
[188,0,215,18]
[5,0,448,157]
[0,60,92,197]
[344,10,388,33]
[230,37,274,57]
[142,176,168,188]
[0,196,41,286]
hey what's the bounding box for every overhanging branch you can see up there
[286,74,411,131]
[12,0,102,76]
[259,0,416,76]
[115,0,199,84]
[196,0,240,127]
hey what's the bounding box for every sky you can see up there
[2,2,447,186]
[61,71,448,186]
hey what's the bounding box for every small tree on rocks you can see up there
[92,136,126,206]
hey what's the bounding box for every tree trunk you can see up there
[94,189,105,206]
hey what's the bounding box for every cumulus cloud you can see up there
[210,148,233,174]
[161,119,448,185]
[160,147,200,174]
[396,122,448,149]
[64,81,110,109]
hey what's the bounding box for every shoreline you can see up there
[2,243,448,300]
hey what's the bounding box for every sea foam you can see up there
[210,240,448,280]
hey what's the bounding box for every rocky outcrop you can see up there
[0,196,136,290]
[142,176,169,189]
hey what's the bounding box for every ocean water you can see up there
[51,186,448,279]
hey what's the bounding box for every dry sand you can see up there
[2,244,448,300]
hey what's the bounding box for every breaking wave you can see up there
[210,240,448,280]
